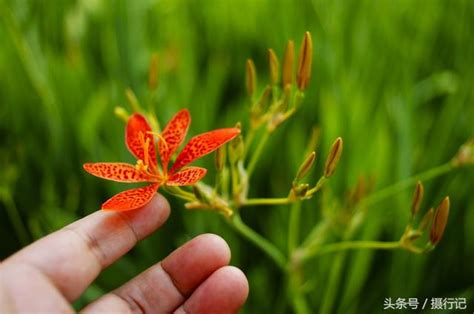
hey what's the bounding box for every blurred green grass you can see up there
[1,0,473,312]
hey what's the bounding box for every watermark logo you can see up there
[383,297,467,311]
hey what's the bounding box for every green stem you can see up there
[306,176,326,196]
[230,162,239,199]
[301,220,331,248]
[300,240,401,262]
[162,186,196,202]
[243,127,257,159]
[241,197,291,206]
[290,284,311,314]
[320,249,345,314]
[288,202,302,253]
[358,161,454,208]
[247,130,271,177]
[230,213,287,270]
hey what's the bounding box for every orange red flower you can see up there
[84,109,240,211]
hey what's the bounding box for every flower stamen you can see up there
[135,159,148,172]
[147,131,169,151]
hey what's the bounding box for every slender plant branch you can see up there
[301,220,332,248]
[247,130,271,176]
[358,161,454,208]
[229,213,287,270]
[320,246,346,314]
[288,202,302,253]
[300,160,456,253]
[316,161,456,314]
[299,240,401,262]
[241,197,292,206]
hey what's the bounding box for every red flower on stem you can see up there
[84,109,240,211]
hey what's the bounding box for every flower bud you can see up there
[430,197,450,245]
[251,85,272,127]
[268,48,279,85]
[114,106,130,122]
[246,59,257,97]
[125,88,142,112]
[215,146,226,172]
[229,135,244,164]
[295,152,316,182]
[419,208,434,232]
[277,83,292,113]
[324,137,343,177]
[410,181,424,217]
[296,32,313,90]
[453,138,474,166]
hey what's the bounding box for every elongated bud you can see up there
[453,138,474,166]
[324,137,343,177]
[114,106,129,122]
[430,197,450,245]
[148,53,159,91]
[246,59,257,96]
[410,181,424,217]
[251,85,272,127]
[215,146,226,172]
[257,85,272,111]
[229,135,244,164]
[296,152,316,181]
[419,208,434,232]
[268,49,279,85]
[278,84,292,113]
[296,32,313,90]
[283,40,294,87]
[125,88,142,112]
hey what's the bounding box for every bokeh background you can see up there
[1,0,473,313]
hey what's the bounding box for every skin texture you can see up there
[0,194,249,313]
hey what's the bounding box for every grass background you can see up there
[1,0,473,312]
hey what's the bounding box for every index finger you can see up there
[2,194,170,301]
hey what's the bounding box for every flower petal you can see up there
[83,163,153,183]
[159,109,191,169]
[101,183,160,211]
[167,167,207,186]
[126,113,157,167]
[170,128,240,174]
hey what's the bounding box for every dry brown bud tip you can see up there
[297,31,313,90]
[430,196,450,245]
[246,59,257,97]
[296,152,316,181]
[410,181,424,217]
[268,49,279,85]
[324,137,343,177]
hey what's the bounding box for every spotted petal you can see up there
[159,109,191,169]
[83,163,153,183]
[101,183,160,211]
[170,128,240,174]
[167,167,207,186]
[126,113,157,167]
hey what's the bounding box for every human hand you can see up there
[0,194,248,313]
